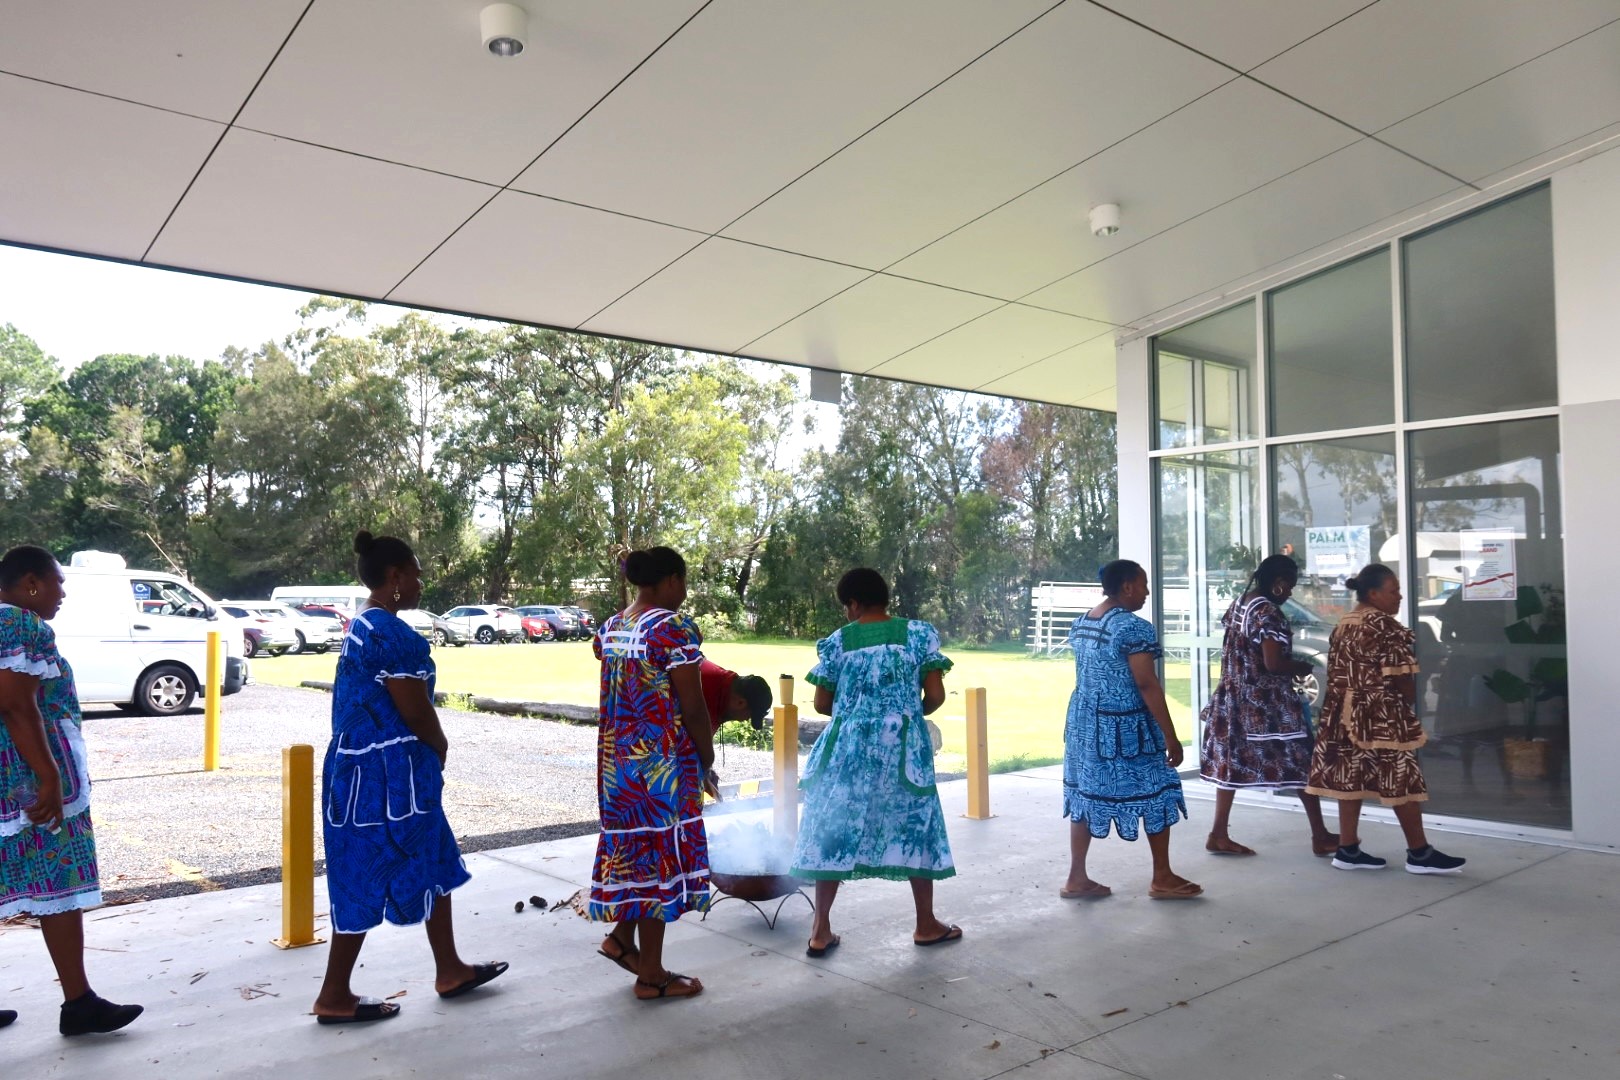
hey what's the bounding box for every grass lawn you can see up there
[257,639,1195,772]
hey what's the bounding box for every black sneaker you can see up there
[1406,846,1466,875]
[59,993,142,1037]
[1331,846,1387,870]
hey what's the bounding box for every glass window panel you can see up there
[1269,250,1394,435]
[1403,185,1556,422]
[1156,448,1257,752]
[1410,417,1567,829]
[1153,301,1255,449]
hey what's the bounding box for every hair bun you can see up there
[353,530,376,556]
[1343,575,1360,591]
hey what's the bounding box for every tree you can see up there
[0,323,58,428]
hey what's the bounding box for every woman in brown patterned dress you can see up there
[1200,555,1338,857]
[1306,564,1465,875]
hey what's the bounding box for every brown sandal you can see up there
[635,972,703,1001]
[1205,834,1256,856]
[598,936,639,975]
[1148,880,1204,900]
[1059,882,1112,900]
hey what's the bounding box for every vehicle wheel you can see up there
[243,634,258,659]
[286,631,305,656]
[136,664,196,716]
[1296,668,1322,709]
[432,629,448,647]
[476,626,495,644]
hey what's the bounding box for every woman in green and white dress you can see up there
[791,568,962,957]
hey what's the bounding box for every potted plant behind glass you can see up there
[1483,585,1567,780]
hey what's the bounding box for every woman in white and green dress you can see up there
[791,568,962,957]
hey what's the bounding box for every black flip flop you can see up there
[438,961,509,1000]
[806,935,841,958]
[914,925,963,947]
[598,941,640,975]
[315,997,401,1026]
[635,973,702,1001]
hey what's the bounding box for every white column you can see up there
[1553,146,1620,848]
[1115,337,1153,566]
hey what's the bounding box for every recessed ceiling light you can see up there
[481,3,528,58]
[1089,203,1122,238]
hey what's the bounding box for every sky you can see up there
[0,242,841,453]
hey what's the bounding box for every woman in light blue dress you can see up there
[1061,560,1200,901]
[792,568,962,956]
[312,531,506,1026]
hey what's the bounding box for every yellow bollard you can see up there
[964,687,992,819]
[773,676,799,840]
[271,744,323,949]
[203,630,221,771]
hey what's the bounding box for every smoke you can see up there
[708,820,794,875]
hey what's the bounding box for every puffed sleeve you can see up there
[1375,612,1419,677]
[648,611,703,671]
[805,629,841,690]
[913,620,953,678]
[371,613,433,684]
[0,607,61,680]
[1253,599,1293,647]
[1116,612,1163,658]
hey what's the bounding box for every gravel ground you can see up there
[81,683,775,903]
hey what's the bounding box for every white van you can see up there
[270,585,370,617]
[54,551,249,716]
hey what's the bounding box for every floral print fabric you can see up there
[1199,596,1313,791]
[588,608,710,922]
[0,603,100,917]
[1063,607,1188,840]
[791,619,956,881]
[323,607,470,934]
[1306,606,1429,806]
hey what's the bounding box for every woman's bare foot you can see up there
[1312,832,1341,857]
[1059,879,1112,899]
[1205,833,1256,856]
[312,990,400,1022]
[433,960,481,996]
[913,918,963,945]
[634,971,703,1000]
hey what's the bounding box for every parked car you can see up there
[267,600,345,654]
[271,585,370,618]
[1281,598,1332,709]
[565,606,598,639]
[439,604,524,644]
[295,603,350,631]
[56,550,249,716]
[398,608,472,648]
[514,604,580,641]
[220,602,300,659]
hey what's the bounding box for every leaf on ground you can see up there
[1043,992,1057,999]
[386,990,407,1000]
[189,971,208,985]
[1173,1000,1188,1007]
[1103,1007,1129,1017]
[985,1040,1002,1051]
[907,1008,918,1019]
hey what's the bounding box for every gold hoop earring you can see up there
[29,588,38,597]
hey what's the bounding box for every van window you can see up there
[130,577,210,619]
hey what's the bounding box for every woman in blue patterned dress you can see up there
[1061,560,1200,900]
[0,545,143,1035]
[590,546,716,1002]
[792,568,962,956]
[312,531,506,1026]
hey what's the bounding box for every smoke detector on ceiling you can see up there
[1089,203,1122,238]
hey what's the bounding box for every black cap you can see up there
[733,675,773,731]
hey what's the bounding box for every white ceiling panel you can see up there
[867,304,1112,386]
[0,75,223,260]
[1252,0,1620,134]
[1099,0,1373,71]
[147,129,497,300]
[891,79,1359,300]
[976,334,1117,407]
[582,238,868,354]
[1024,139,1458,325]
[0,0,308,122]
[238,0,702,185]
[391,190,703,330]
[722,2,1231,269]
[746,274,1000,373]
[1380,20,1620,183]
[514,0,1055,232]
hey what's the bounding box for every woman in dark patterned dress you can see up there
[1306,564,1466,875]
[1200,555,1338,857]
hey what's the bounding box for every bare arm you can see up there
[0,670,63,828]
[1261,638,1313,677]
[920,669,946,715]
[386,678,449,764]
[813,685,834,717]
[1128,652,1184,768]
[669,663,715,775]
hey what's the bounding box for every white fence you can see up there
[1027,581,1104,655]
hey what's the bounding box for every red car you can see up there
[519,614,557,643]
[296,604,351,631]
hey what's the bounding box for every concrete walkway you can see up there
[2,769,1616,1079]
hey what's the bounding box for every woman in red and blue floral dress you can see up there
[589,546,716,1001]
